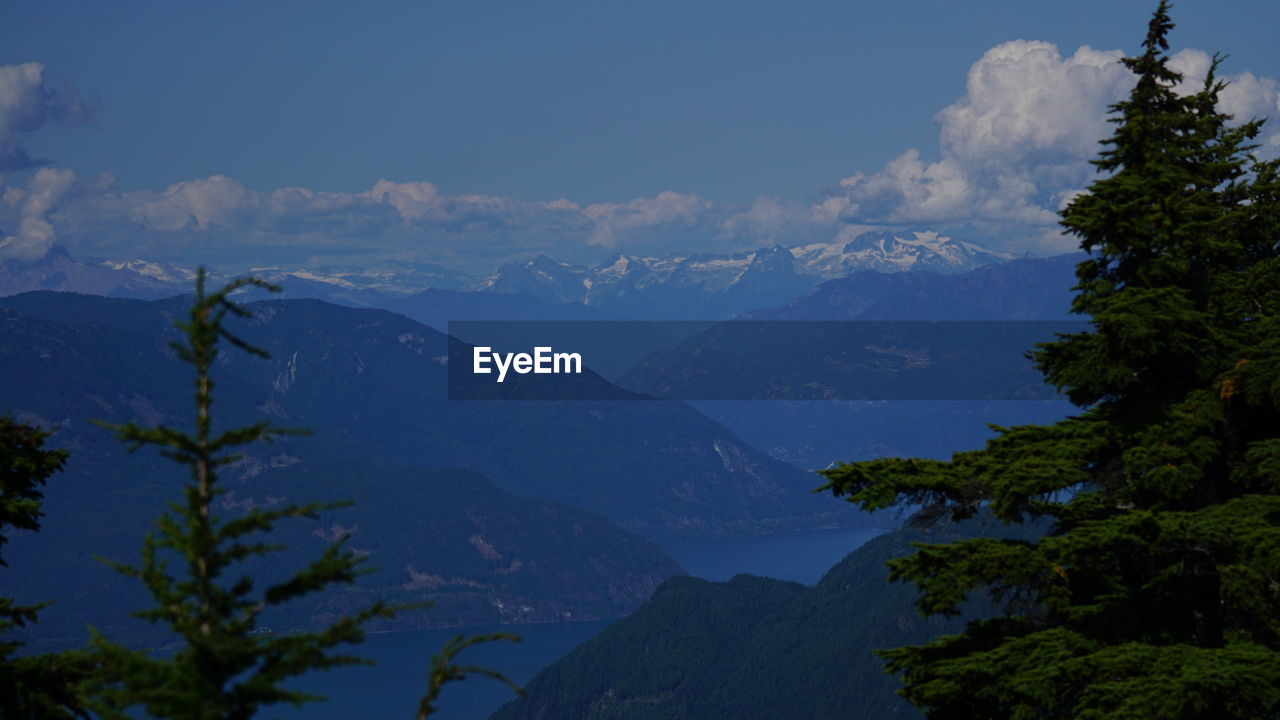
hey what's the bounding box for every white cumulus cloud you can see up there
[5,40,1277,269]
[2,175,776,270]
[0,167,77,260]
[820,41,1280,253]
[0,62,96,172]
[584,190,713,248]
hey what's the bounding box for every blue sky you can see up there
[2,1,1278,272]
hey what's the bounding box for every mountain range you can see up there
[2,242,1089,657]
[0,302,689,646]
[1,230,1011,320]
[743,252,1082,321]
[1,291,847,539]
[472,231,1010,318]
[611,253,1085,402]
[638,252,1082,481]
[0,245,179,299]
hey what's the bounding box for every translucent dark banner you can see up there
[446,320,1089,401]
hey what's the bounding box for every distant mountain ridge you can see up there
[2,231,1012,319]
[97,257,475,307]
[0,245,178,299]
[471,231,1010,318]
[0,247,477,306]
[378,288,622,332]
[743,252,1083,321]
[789,230,1008,275]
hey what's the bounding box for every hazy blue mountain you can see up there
[233,273,395,307]
[0,305,685,647]
[490,519,1025,720]
[614,320,1073,402]
[481,255,588,304]
[612,254,1084,401]
[214,300,856,537]
[744,253,1082,321]
[285,259,474,293]
[0,292,857,539]
[234,260,477,306]
[0,245,180,299]
[378,288,623,331]
[3,235,1016,321]
[687,400,1075,472]
[468,249,807,320]
[595,247,819,320]
[1,246,481,308]
[610,254,1083,484]
[471,233,1009,320]
[726,245,806,297]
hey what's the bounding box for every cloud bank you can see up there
[2,43,1276,268]
[1,170,754,268]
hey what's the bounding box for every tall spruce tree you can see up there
[819,3,1280,718]
[86,272,393,720]
[86,272,518,719]
[0,417,91,718]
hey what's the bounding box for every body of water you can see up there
[283,523,888,719]
[284,619,615,720]
[661,524,889,585]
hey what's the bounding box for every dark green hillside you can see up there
[491,522,1017,720]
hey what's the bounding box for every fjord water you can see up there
[285,619,616,720]
[286,525,887,720]
[661,524,888,585]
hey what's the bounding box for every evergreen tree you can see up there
[86,271,519,719]
[819,3,1280,718]
[0,417,92,718]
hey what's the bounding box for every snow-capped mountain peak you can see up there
[99,259,199,285]
[5,229,1011,320]
[790,229,1009,276]
[461,230,1009,315]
